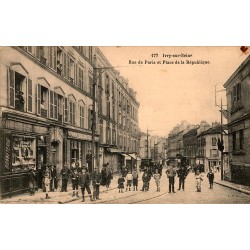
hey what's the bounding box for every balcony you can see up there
[41,109,48,118]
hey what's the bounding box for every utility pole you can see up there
[220,98,224,180]
[92,56,97,172]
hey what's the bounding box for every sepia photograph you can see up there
[0,46,250,204]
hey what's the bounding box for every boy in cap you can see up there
[79,168,93,202]
[207,169,214,189]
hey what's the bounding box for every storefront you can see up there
[0,115,49,199]
[65,130,98,170]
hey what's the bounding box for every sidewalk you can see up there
[0,175,119,204]
[214,172,250,196]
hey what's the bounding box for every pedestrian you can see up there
[145,166,152,191]
[207,169,215,189]
[177,166,188,191]
[166,164,176,193]
[70,166,79,197]
[141,170,149,191]
[92,167,102,200]
[79,168,93,202]
[28,167,36,196]
[195,170,203,192]
[132,169,139,191]
[44,166,51,199]
[125,171,133,191]
[60,164,70,192]
[49,164,58,192]
[153,169,161,192]
[118,174,125,193]
[86,150,93,174]
[100,164,107,187]
[106,163,112,190]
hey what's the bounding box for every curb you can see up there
[214,181,250,196]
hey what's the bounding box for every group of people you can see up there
[28,160,114,202]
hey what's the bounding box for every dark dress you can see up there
[100,168,107,186]
[118,177,125,189]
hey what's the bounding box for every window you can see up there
[58,95,64,122]
[27,46,33,54]
[99,124,103,143]
[106,126,110,144]
[56,47,63,75]
[232,132,236,151]
[8,69,32,113]
[69,58,75,84]
[232,82,242,111]
[88,107,92,130]
[212,137,217,146]
[112,129,116,145]
[240,130,244,150]
[98,89,103,114]
[79,105,85,129]
[105,75,110,95]
[36,47,47,65]
[106,100,110,119]
[112,101,116,120]
[89,47,93,62]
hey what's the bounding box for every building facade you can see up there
[224,55,250,185]
[0,46,140,198]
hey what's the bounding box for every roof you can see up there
[198,125,228,136]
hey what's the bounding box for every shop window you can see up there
[12,136,36,172]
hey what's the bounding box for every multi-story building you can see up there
[139,131,151,161]
[96,49,140,172]
[224,55,250,184]
[166,120,196,165]
[0,46,140,198]
[197,124,228,172]
[150,136,166,163]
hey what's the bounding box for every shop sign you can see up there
[68,131,99,142]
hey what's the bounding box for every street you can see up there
[69,170,250,204]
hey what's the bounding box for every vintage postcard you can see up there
[0,46,250,204]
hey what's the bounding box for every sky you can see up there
[99,46,249,137]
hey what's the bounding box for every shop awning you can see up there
[107,148,122,153]
[121,154,131,160]
[128,153,137,159]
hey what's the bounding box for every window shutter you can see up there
[73,103,76,125]
[50,90,54,119]
[63,52,66,78]
[8,68,15,108]
[54,92,58,120]
[53,47,57,70]
[233,85,237,102]
[67,55,70,80]
[64,97,68,123]
[27,79,32,112]
[49,47,53,68]
[75,64,78,87]
[237,82,241,101]
[37,84,41,115]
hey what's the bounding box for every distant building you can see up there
[224,55,250,185]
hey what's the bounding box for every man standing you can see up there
[177,166,188,191]
[60,164,70,192]
[79,168,93,202]
[92,167,102,200]
[86,150,93,174]
[49,164,58,192]
[166,164,176,193]
[207,169,215,189]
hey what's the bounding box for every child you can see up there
[117,174,125,193]
[207,169,215,189]
[153,169,161,192]
[132,169,139,191]
[126,171,133,191]
[44,166,51,199]
[141,171,149,191]
[195,170,203,192]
